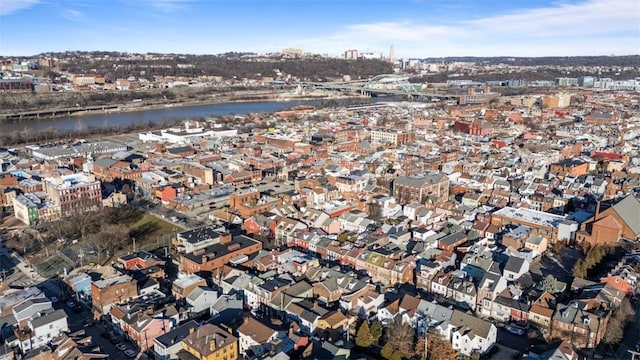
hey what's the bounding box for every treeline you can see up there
[411,68,640,83]
[58,57,393,82]
[0,118,182,147]
[0,87,257,113]
[417,55,640,67]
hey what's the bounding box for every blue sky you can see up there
[1,0,639,57]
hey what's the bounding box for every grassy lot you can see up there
[128,214,183,251]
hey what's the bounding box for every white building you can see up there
[18,309,69,352]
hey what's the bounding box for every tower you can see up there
[388,44,395,64]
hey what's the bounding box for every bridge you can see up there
[0,104,119,121]
[298,74,459,100]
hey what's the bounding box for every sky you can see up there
[0,0,639,57]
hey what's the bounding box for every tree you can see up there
[539,274,558,293]
[385,317,415,357]
[355,321,373,348]
[370,321,383,343]
[604,298,636,345]
[381,342,395,359]
[425,332,458,360]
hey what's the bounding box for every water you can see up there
[0,98,378,133]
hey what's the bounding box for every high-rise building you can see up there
[388,44,395,64]
[344,49,358,61]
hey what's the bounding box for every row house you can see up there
[552,300,610,349]
[110,304,175,352]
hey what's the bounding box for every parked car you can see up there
[66,301,76,307]
[116,343,128,351]
[506,324,525,336]
[50,296,59,303]
[124,349,137,358]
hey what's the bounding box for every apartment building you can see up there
[43,173,101,217]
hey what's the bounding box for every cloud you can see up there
[138,0,194,12]
[292,0,640,57]
[63,8,84,20]
[0,0,40,15]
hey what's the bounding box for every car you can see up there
[72,305,83,313]
[124,349,137,358]
[66,301,76,307]
[109,337,119,344]
[50,296,59,303]
[101,333,111,339]
[506,324,525,336]
[116,343,128,351]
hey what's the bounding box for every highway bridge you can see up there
[299,74,459,100]
[0,104,119,121]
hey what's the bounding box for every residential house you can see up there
[237,317,279,358]
[154,320,199,360]
[15,309,69,353]
[178,324,238,360]
[449,310,497,356]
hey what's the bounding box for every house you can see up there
[172,274,208,299]
[109,304,174,352]
[449,310,497,356]
[523,340,578,360]
[529,292,556,337]
[186,287,218,316]
[91,275,138,318]
[154,320,199,360]
[64,273,92,301]
[237,317,279,358]
[503,256,530,281]
[12,298,52,328]
[15,309,69,353]
[476,268,508,317]
[117,251,165,271]
[437,232,467,252]
[446,276,477,310]
[525,235,548,254]
[178,323,239,360]
[551,300,610,349]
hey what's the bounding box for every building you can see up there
[550,159,589,177]
[448,310,497,356]
[552,300,609,349]
[393,174,449,205]
[176,226,226,254]
[91,275,138,317]
[178,324,238,360]
[491,207,569,242]
[154,320,200,360]
[43,173,102,217]
[179,234,262,274]
[237,317,279,358]
[370,129,409,146]
[577,195,640,247]
[344,49,358,61]
[15,309,69,352]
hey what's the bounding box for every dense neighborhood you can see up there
[1,62,640,360]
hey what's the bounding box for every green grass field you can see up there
[128,214,183,250]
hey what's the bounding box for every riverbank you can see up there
[68,92,359,118]
[0,88,361,123]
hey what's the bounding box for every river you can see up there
[0,98,381,133]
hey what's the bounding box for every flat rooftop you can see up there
[493,206,566,229]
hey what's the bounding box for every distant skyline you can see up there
[1,0,639,57]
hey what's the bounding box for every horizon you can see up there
[1,0,639,58]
